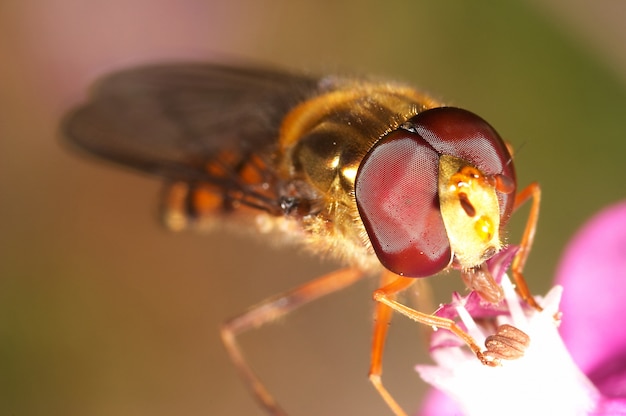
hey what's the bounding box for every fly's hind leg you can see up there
[220,267,363,415]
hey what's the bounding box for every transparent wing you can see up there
[63,62,320,212]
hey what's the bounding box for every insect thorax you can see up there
[276,81,441,268]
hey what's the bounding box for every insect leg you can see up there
[368,271,413,416]
[220,267,364,415]
[511,182,542,311]
[370,270,495,416]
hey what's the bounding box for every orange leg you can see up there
[220,267,364,416]
[368,270,493,416]
[511,182,542,311]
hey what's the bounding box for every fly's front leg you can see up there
[369,270,506,416]
[368,271,414,416]
[511,182,542,311]
[220,267,363,415]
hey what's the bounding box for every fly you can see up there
[63,62,542,416]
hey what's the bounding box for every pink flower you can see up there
[416,201,626,415]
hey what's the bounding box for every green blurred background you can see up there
[1,1,625,415]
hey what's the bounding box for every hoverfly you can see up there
[63,62,541,416]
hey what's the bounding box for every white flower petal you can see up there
[416,275,600,416]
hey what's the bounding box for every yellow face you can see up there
[438,154,502,269]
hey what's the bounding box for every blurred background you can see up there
[1,1,625,415]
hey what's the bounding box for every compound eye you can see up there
[405,107,516,222]
[355,130,451,277]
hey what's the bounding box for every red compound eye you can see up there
[355,130,452,277]
[355,107,515,277]
[407,107,516,220]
